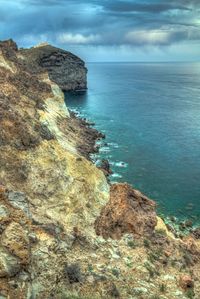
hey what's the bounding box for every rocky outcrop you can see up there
[95,183,157,239]
[19,43,87,91]
[0,39,200,299]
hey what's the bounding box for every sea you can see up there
[65,62,200,223]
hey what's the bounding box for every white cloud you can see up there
[57,33,100,45]
[125,29,172,45]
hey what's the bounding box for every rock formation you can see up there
[0,39,200,299]
[19,42,87,91]
[95,183,157,239]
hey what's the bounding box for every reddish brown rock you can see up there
[95,183,157,239]
[179,274,194,290]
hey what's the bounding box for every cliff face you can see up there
[0,39,200,299]
[19,43,87,91]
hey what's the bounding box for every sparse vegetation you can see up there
[87,264,94,273]
[159,283,167,293]
[183,251,194,267]
[143,238,151,248]
[148,248,163,263]
[186,289,195,299]
[64,263,82,283]
[144,262,160,278]
[111,268,120,278]
[127,239,137,248]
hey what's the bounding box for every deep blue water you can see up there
[65,62,200,222]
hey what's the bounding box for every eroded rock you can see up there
[95,183,157,239]
[19,44,87,91]
[1,222,30,264]
[0,247,20,278]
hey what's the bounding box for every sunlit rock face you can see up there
[0,39,109,297]
[95,183,157,239]
[19,43,87,91]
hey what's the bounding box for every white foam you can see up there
[99,147,111,153]
[110,161,128,168]
[111,173,122,179]
[107,142,119,148]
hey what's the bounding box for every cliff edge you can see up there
[0,39,200,299]
[19,42,87,91]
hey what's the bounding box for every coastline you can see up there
[69,101,200,237]
[1,39,200,298]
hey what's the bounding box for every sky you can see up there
[0,0,199,62]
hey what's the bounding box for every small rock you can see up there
[1,221,30,264]
[170,216,177,222]
[192,227,200,239]
[108,283,120,298]
[28,232,38,244]
[87,275,95,284]
[7,191,30,217]
[0,247,20,277]
[132,287,148,295]
[185,220,193,228]
[179,274,194,290]
[0,204,9,221]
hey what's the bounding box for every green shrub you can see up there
[144,239,151,248]
[186,289,195,299]
[159,283,166,293]
[127,240,137,248]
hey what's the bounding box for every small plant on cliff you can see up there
[186,289,195,299]
[111,268,120,278]
[127,240,137,248]
[64,263,82,283]
[159,283,167,293]
[87,264,94,273]
[144,262,160,278]
[144,238,151,248]
[148,248,163,263]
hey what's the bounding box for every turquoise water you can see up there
[65,62,200,222]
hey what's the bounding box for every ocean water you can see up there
[65,62,200,222]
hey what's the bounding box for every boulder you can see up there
[95,183,157,239]
[179,274,194,290]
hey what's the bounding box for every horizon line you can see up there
[87,60,200,64]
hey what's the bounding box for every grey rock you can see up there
[0,205,9,219]
[7,191,31,217]
[0,247,20,277]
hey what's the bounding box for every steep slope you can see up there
[0,39,199,299]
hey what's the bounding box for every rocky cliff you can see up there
[0,39,200,299]
[19,42,87,91]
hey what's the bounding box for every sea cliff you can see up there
[0,39,199,299]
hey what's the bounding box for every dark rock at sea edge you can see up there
[19,43,87,92]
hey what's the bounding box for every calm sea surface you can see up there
[65,62,200,222]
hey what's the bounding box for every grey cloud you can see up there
[0,0,199,49]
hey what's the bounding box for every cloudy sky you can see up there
[0,0,199,61]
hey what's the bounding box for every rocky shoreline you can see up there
[0,39,200,299]
[70,105,200,238]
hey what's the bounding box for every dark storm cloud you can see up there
[0,0,199,48]
[102,1,191,13]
